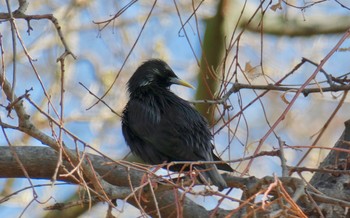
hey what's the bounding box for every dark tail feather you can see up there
[213,153,234,172]
[197,164,227,191]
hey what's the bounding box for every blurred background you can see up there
[0,0,350,217]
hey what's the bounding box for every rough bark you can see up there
[307,120,350,217]
[0,146,225,217]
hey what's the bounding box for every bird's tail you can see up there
[198,164,227,191]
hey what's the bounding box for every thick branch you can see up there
[228,83,350,96]
[245,14,350,36]
[2,144,350,217]
[0,146,226,217]
[306,120,350,217]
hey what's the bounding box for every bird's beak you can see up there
[170,77,195,89]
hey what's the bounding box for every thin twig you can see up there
[79,82,121,117]
[5,0,16,102]
[277,137,288,177]
[87,0,158,109]
[242,28,350,176]
[295,90,349,168]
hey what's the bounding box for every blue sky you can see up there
[1,0,350,216]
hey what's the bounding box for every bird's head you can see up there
[127,59,194,94]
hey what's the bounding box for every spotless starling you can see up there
[122,59,233,191]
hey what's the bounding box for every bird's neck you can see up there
[130,86,170,98]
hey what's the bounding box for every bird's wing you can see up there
[126,97,161,138]
[212,152,234,172]
[149,98,214,162]
[126,96,212,162]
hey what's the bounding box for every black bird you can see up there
[122,59,233,191]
